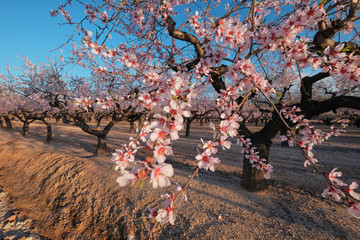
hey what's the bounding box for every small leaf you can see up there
[341,47,351,52]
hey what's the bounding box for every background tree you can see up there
[185,95,217,137]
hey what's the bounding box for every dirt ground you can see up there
[0,120,359,239]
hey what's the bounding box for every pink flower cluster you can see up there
[280,105,360,218]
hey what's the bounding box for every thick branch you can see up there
[300,96,360,119]
[257,96,360,141]
[300,72,330,103]
[166,16,205,71]
[210,65,228,93]
[313,3,359,50]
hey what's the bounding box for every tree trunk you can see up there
[96,119,102,130]
[22,121,30,136]
[129,121,135,133]
[185,119,191,138]
[200,118,203,126]
[46,124,52,142]
[4,116,12,130]
[55,116,61,125]
[41,120,52,142]
[0,118,3,128]
[96,135,107,155]
[242,135,271,192]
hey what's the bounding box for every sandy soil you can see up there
[0,120,359,239]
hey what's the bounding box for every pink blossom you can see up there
[111,149,128,171]
[116,171,136,187]
[237,136,251,147]
[322,186,345,202]
[327,168,347,187]
[195,152,220,172]
[49,9,59,17]
[163,100,190,124]
[263,164,273,179]
[245,152,259,165]
[201,139,218,155]
[123,147,136,163]
[148,208,158,219]
[175,182,187,201]
[346,182,360,200]
[167,120,183,140]
[219,120,237,137]
[303,157,318,168]
[219,136,231,150]
[209,122,217,138]
[153,114,167,128]
[280,134,294,147]
[323,43,346,60]
[128,137,139,149]
[153,140,173,163]
[156,207,175,225]
[74,97,92,110]
[150,128,168,142]
[150,163,174,188]
[348,203,360,218]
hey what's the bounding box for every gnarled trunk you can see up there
[96,135,107,155]
[4,116,12,130]
[129,121,135,133]
[41,120,52,142]
[46,124,52,142]
[22,121,30,136]
[242,135,271,192]
[185,118,191,138]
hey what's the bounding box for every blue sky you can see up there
[0,0,86,76]
[0,1,293,79]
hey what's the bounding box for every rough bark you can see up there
[242,133,271,192]
[96,135,107,155]
[129,121,135,133]
[300,72,330,103]
[46,124,52,142]
[72,117,117,155]
[185,118,192,138]
[4,116,12,130]
[38,119,53,142]
[22,121,30,136]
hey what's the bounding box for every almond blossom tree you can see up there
[184,95,217,137]
[52,0,360,229]
[0,87,14,130]
[49,73,146,155]
[1,59,62,141]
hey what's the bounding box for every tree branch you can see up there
[166,16,205,71]
[300,72,330,103]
